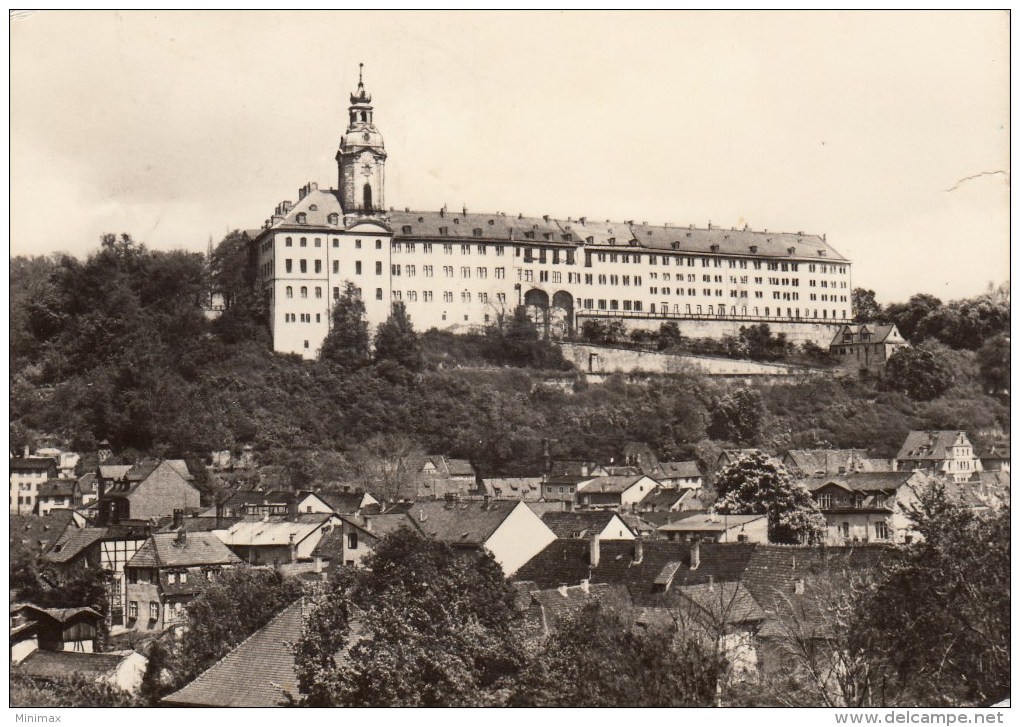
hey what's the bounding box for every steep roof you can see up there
[658,461,702,479]
[98,464,132,481]
[641,487,694,511]
[14,650,135,681]
[678,582,767,625]
[162,600,304,707]
[345,512,420,540]
[784,449,871,475]
[528,583,633,631]
[577,475,652,494]
[828,323,903,346]
[219,514,335,548]
[896,431,971,462]
[38,479,77,498]
[445,459,476,477]
[9,512,76,553]
[44,527,107,564]
[484,478,543,500]
[106,460,197,497]
[658,513,766,532]
[155,516,243,534]
[514,540,757,607]
[314,490,373,514]
[10,457,57,471]
[408,500,520,546]
[127,532,241,569]
[540,511,633,539]
[803,471,919,494]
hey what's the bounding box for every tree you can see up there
[708,388,766,445]
[513,602,724,707]
[851,288,883,323]
[373,301,423,372]
[656,321,685,351]
[976,334,1010,395]
[294,529,528,706]
[884,293,943,342]
[885,344,955,401]
[848,484,1009,706]
[738,324,791,362]
[341,432,426,503]
[319,282,370,369]
[580,319,626,345]
[713,450,825,544]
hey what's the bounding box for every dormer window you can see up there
[328,213,339,225]
[473,228,483,237]
[608,237,616,245]
[749,245,758,253]
[586,236,594,244]
[563,233,573,242]
[309,204,318,212]
[488,219,495,226]
[710,244,720,252]
[402,225,412,234]
[818,250,827,256]
[543,232,552,241]
[439,226,449,235]
[296,213,307,225]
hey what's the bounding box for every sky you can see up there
[9,10,1010,304]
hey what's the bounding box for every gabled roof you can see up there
[829,323,904,346]
[14,650,138,682]
[155,516,243,534]
[314,490,375,514]
[16,604,103,624]
[408,500,521,546]
[343,512,421,540]
[127,532,241,569]
[445,459,476,477]
[528,583,632,632]
[896,431,972,462]
[44,527,107,564]
[804,471,919,494]
[162,600,304,707]
[678,582,767,625]
[540,511,634,539]
[105,460,197,498]
[98,464,132,481]
[641,487,693,510]
[484,478,543,500]
[38,479,77,499]
[10,457,57,471]
[548,460,605,478]
[219,514,336,549]
[9,512,77,554]
[783,449,871,475]
[658,513,766,533]
[658,461,702,479]
[577,475,654,494]
[514,540,757,607]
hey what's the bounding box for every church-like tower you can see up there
[337,64,387,221]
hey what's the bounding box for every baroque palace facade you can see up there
[251,70,853,359]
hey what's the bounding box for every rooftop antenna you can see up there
[358,62,364,88]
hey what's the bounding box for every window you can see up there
[424,291,433,302]
[424,265,433,277]
[315,287,322,299]
[376,261,383,275]
[347,533,358,550]
[315,238,322,248]
[406,265,415,277]
[461,266,471,278]
[315,260,322,273]
[376,288,383,300]
[286,286,293,298]
[149,602,159,621]
[477,267,487,279]
[285,237,292,247]
[375,239,382,249]
[301,286,308,298]
[333,287,340,300]
[333,238,340,248]
[444,291,454,303]
[128,601,138,620]
[180,572,188,584]
[285,259,293,273]
[333,261,340,274]
[300,260,307,273]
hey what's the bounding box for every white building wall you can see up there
[485,501,557,577]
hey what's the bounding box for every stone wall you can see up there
[576,312,842,347]
[557,342,827,378]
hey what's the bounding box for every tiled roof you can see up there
[658,461,702,479]
[548,460,603,478]
[314,490,371,514]
[14,650,134,681]
[528,583,632,631]
[127,532,241,569]
[445,459,476,477]
[484,478,543,500]
[44,527,106,564]
[38,479,77,498]
[409,500,519,546]
[802,471,918,494]
[514,540,757,607]
[219,514,335,548]
[741,545,898,639]
[784,449,871,475]
[106,460,197,498]
[658,513,766,532]
[98,464,132,481]
[10,512,77,552]
[540,511,633,539]
[156,516,242,534]
[577,475,650,494]
[828,324,903,346]
[162,600,304,707]
[896,431,970,462]
[641,487,692,510]
[10,457,57,471]
[678,582,766,625]
[386,210,848,262]
[310,527,345,559]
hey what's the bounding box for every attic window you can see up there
[794,578,805,595]
[607,237,616,245]
[586,236,594,244]
[473,228,483,237]
[671,242,680,250]
[749,245,758,253]
[439,227,449,235]
[543,232,553,241]
[562,233,573,242]
[629,240,639,247]
[524,231,535,240]
[818,250,827,256]
[309,204,318,211]
[488,219,495,225]
[402,225,412,234]
[710,244,720,252]
[296,213,307,225]
[453,218,460,224]
[417,217,424,223]
[328,213,339,225]
[788,246,796,255]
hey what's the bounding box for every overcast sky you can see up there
[10,10,1009,304]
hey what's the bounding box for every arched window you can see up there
[363,183,373,212]
[361,111,367,122]
[300,286,308,298]
[296,213,307,224]
[286,286,293,298]
[285,237,293,247]
[328,213,339,225]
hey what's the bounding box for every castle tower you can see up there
[336,63,387,221]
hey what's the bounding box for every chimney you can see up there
[176,528,187,546]
[708,574,715,591]
[580,578,590,594]
[579,216,586,225]
[794,577,805,595]
[363,516,372,532]
[633,537,644,564]
[215,501,224,529]
[172,509,184,530]
[462,206,468,216]
[482,495,491,510]
[23,444,30,458]
[287,498,298,522]
[589,534,600,568]
[418,507,427,523]
[314,556,323,574]
[557,584,569,597]
[690,540,701,570]
[288,532,297,564]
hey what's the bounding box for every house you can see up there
[97,459,201,522]
[313,511,421,567]
[35,479,83,516]
[781,449,887,477]
[78,472,100,506]
[9,511,78,558]
[124,530,242,632]
[14,649,148,694]
[639,486,698,513]
[675,581,767,676]
[575,475,659,510]
[547,460,609,479]
[482,477,543,501]
[217,512,343,565]
[10,604,105,654]
[311,489,380,515]
[34,447,81,479]
[10,456,58,514]
[829,323,908,372]
[521,582,633,636]
[658,513,769,544]
[978,441,1010,474]
[218,490,292,518]
[804,470,934,545]
[162,600,305,706]
[896,430,983,483]
[656,461,704,489]
[408,499,557,576]
[540,511,636,540]
[541,475,590,503]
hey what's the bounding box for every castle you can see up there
[251,68,853,359]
